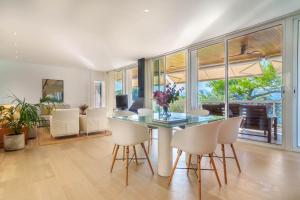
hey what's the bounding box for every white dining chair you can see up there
[111,110,136,156]
[218,116,242,184]
[110,119,154,186]
[168,120,223,200]
[137,108,156,153]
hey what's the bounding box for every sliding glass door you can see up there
[114,70,123,95]
[165,51,187,112]
[152,57,165,112]
[151,51,187,112]
[192,26,283,145]
[126,66,138,107]
[196,42,225,117]
[228,26,283,144]
[297,19,300,148]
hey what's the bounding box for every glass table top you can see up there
[110,112,224,128]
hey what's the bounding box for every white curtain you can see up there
[106,71,116,116]
[144,59,153,109]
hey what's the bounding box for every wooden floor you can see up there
[0,128,300,200]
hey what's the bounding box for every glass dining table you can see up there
[110,112,224,177]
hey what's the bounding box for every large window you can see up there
[114,70,123,95]
[196,43,225,116]
[193,26,283,144]
[228,26,282,144]
[94,81,105,108]
[297,19,300,148]
[165,51,187,112]
[152,57,165,112]
[151,51,187,112]
[126,66,139,106]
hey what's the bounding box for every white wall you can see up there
[0,60,106,107]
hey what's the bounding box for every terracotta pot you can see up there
[4,133,25,151]
[0,128,10,148]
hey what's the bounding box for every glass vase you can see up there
[162,106,171,118]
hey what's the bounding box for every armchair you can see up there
[50,109,79,138]
[79,108,108,135]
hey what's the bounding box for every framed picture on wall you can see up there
[42,79,64,103]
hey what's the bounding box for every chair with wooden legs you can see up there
[111,110,136,156]
[218,116,242,184]
[137,108,156,153]
[110,118,154,186]
[168,120,223,200]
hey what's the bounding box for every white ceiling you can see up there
[0,0,300,71]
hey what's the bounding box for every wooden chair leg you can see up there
[147,128,152,154]
[141,143,154,175]
[149,128,153,145]
[148,140,151,154]
[187,154,192,175]
[125,146,129,186]
[123,146,125,161]
[110,145,119,173]
[231,144,241,173]
[197,155,202,200]
[168,150,182,186]
[221,144,227,184]
[112,144,116,155]
[133,145,138,165]
[209,153,221,187]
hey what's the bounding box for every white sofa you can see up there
[50,108,79,138]
[79,108,108,135]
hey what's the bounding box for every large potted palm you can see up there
[0,96,40,151]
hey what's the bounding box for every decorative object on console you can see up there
[39,96,57,115]
[0,96,40,151]
[79,104,89,115]
[42,79,64,103]
[153,84,184,118]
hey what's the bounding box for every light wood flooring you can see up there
[0,128,300,200]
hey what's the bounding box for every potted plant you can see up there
[79,104,89,115]
[0,96,40,151]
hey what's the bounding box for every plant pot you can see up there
[0,128,11,148]
[4,133,25,151]
[22,127,29,144]
[28,126,37,139]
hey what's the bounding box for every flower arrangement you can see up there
[153,84,184,117]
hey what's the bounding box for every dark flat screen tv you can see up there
[116,95,128,110]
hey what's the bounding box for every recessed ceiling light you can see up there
[13,32,17,36]
[144,9,149,13]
